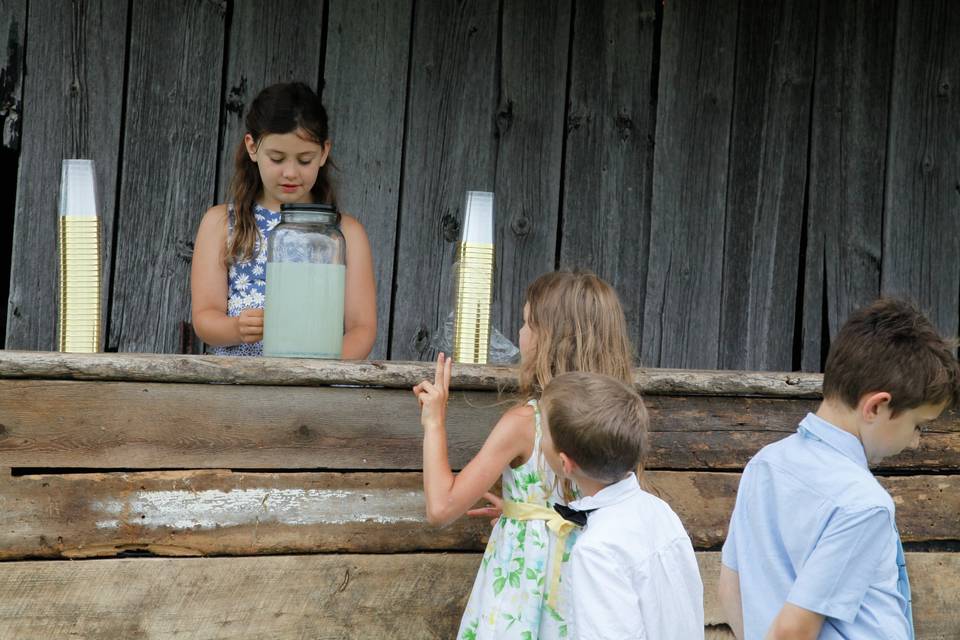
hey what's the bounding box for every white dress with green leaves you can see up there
[457,399,579,640]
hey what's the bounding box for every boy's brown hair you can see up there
[823,298,960,414]
[540,372,649,483]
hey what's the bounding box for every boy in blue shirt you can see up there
[719,298,960,639]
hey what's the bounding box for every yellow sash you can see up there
[502,500,579,610]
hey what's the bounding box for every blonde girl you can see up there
[414,271,635,640]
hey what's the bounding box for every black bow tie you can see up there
[553,503,595,527]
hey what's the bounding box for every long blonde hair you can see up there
[519,270,635,398]
[518,271,644,498]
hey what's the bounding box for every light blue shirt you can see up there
[721,413,912,639]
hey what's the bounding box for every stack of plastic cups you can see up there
[452,191,495,364]
[58,159,101,353]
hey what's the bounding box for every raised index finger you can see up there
[434,352,445,387]
[443,352,452,390]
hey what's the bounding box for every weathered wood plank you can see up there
[718,0,817,371]
[493,0,571,342]
[0,469,955,560]
[0,0,26,151]
[0,350,826,396]
[108,0,225,353]
[0,553,955,639]
[324,0,413,361]
[643,0,739,369]
[881,0,960,338]
[1,380,956,470]
[559,0,657,352]
[389,0,500,360]
[0,469,488,559]
[5,0,127,351]
[801,0,896,371]
[215,0,324,202]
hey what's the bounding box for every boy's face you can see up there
[539,411,565,476]
[862,400,946,463]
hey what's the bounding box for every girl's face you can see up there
[518,303,536,363]
[245,130,331,211]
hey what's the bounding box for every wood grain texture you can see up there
[801,0,896,371]
[324,0,413,360]
[559,0,657,352]
[0,0,26,150]
[718,0,817,371]
[0,469,955,560]
[882,0,960,338]
[643,0,738,369]
[493,0,571,342]
[5,0,127,351]
[389,0,500,360]
[0,351,826,396]
[0,552,955,639]
[215,0,324,202]
[108,0,225,353]
[1,379,957,471]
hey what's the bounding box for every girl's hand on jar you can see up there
[237,308,264,343]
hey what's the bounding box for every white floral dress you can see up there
[458,399,579,639]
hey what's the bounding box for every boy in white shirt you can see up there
[540,371,704,640]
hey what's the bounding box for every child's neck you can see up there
[571,474,611,498]
[815,399,863,440]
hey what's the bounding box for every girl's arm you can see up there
[339,214,377,359]
[414,353,535,527]
[190,205,262,347]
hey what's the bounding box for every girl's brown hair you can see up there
[227,82,337,263]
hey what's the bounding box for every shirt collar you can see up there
[568,472,641,511]
[797,412,869,470]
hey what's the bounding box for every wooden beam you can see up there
[1,380,956,471]
[0,350,826,396]
[0,469,955,560]
[0,552,955,638]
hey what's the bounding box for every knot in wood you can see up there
[938,81,951,97]
[441,214,460,242]
[615,111,634,141]
[297,425,312,438]
[0,423,6,436]
[413,326,431,352]
[511,215,531,237]
[225,77,248,117]
[175,239,195,261]
[496,100,514,136]
[922,155,934,174]
[566,114,583,133]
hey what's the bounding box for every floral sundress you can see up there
[457,399,579,639]
[210,204,278,357]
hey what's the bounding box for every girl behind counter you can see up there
[191,82,376,357]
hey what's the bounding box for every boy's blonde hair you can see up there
[540,372,649,483]
[519,270,634,398]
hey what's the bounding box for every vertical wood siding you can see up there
[3,0,959,370]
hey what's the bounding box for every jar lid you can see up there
[279,202,340,225]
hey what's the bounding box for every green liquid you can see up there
[263,262,346,358]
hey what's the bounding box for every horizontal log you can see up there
[0,350,824,396]
[0,552,955,639]
[1,380,956,471]
[0,469,955,560]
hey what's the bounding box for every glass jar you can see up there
[262,203,346,358]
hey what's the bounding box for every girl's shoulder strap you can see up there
[527,398,542,443]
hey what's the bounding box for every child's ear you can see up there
[319,139,332,167]
[860,391,892,422]
[558,452,578,477]
[244,134,258,161]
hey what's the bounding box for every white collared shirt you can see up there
[562,473,704,640]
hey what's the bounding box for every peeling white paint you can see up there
[92,488,425,530]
